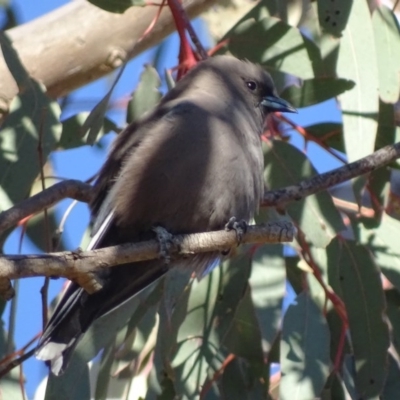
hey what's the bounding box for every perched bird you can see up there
[36,55,296,375]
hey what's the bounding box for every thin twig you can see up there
[37,108,51,329]
[200,353,235,399]
[278,113,347,164]
[19,362,26,400]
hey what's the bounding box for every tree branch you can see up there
[1,141,400,241]
[0,0,217,113]
[262,141,400,207]
[0,221,294,295]
[0,179,93,234]
[1,140,399,298]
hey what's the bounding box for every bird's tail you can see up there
[35,260,167,376]
[35,283,88,375]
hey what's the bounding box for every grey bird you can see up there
[35,55,296,375]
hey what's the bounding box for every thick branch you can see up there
[0,222,294,294]
[0,0,216,112]
[262,141,400,206]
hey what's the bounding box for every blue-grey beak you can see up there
[261,96,297,113]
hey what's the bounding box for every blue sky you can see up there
[1,1,342,398]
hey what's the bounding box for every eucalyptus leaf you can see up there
[59,113,118,149]
[337,0,379,162]
[372,6,400,103]
[263,140,344,247]
[317,0,353,37]
[327,238,389,398]
[303,123,344,153]
[88,0,145,13]
[127,65,162,123]
[280,292,331,400]
[227,16,322,79]
[281,78,355,109]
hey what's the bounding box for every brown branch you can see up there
[0,0,217,113]
[1,141,399,298]
[0,348,36,378]
[262,142,400,207]
[2,141,400,239]
[2,141,400,240]
[0,221,294,295]
[0,179,93,234]
[0,333,40,378]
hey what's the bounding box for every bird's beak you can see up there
[261,96,297,113]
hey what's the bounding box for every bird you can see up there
[35,55,296,375]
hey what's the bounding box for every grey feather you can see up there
[35,55,296,375]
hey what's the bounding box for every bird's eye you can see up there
[246,81,257,91]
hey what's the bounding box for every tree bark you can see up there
[0,0,216,113]
[0,221,294,296]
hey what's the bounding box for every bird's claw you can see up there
[225,217,248,244]
[152,226,174,264]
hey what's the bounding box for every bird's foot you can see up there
[153,226,174,264]
[225,217,248,244]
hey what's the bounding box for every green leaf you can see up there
[280,78,355,108]
[88,0,145,13]
[317,0,353,37]
[0,33,61,245]
[263,140,345,247]
[249,245,285,350]
[303,123,344,153]
[170,270,221,397]
[385,289,400,359]
[0,369,28,400]
[59,113,118,149]
[45,356,91,400]
[212,250,253,341]
[375,101,400,153]
[341,354,358,399]
[366,165,391,220]
[372,6,400,103]
[127,65,162,123]
[280,292,331,400]
[224,286,264,366]
[94,341,115,400]
[45,281,162,399]
[81,91,114,145]
[365,214,400,292]
[285,255,304,294]
[227,16,322,79]
[0,4,18,31]
[382,353,400,400]
[327,238,390,398]
[318,32,341,77]
[220,358,252,400]
[223,287,268,397]
[322,373,348,400]
[25,207,65,252]
[150,270,194,395]
[337,0,379,162]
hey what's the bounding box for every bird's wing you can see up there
[36,96,233,374]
